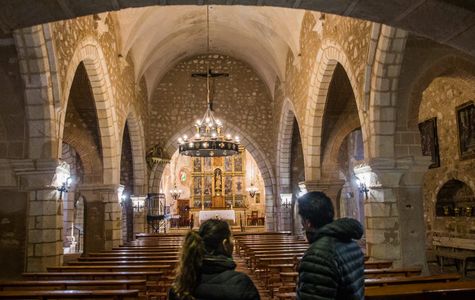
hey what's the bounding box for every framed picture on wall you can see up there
[418,117,440,168]
[456,101,475,160]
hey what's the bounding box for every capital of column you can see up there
[354,156,431,188]
[11,158,59,190]
[301,179,345,193]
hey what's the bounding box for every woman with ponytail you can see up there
[168,219,260,300]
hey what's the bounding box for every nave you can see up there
[0,232,474,299]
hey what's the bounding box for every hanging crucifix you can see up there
[192,68,229,111]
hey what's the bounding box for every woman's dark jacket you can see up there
[297,218,365,300]
[168,255,260,300]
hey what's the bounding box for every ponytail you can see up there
[172,230,205,299]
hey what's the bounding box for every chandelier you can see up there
[246,183,258,198]
[170,184,182,200]
[178,6,240,157]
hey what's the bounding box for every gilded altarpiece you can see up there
[191,148,246,209]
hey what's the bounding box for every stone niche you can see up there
[436,179,475,217]
[433,179,475,240]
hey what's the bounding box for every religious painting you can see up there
[214,168,223,195]
[224,176,233,195]
[234,195,244,208]
[204,196,212,208]
[213,157,223,168]
[418,117,440,168]
[193,199,201,208]
[255,192,261,204]
[225,196,233,208]
[204,176,212,195]
[234,176,243,195]
[193,157,201,172]
[224,157,232,172]
[234,155,243,172]
[456,101,475,160]
[193,177,202,196]
[204,157,212,172]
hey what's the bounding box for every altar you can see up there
[199,210,236,224]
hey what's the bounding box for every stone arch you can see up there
[150,122,277,230]
[368,25,408,159]
[276,98,301,194]
[13,24,60,159]
[406,55,475,131]
[124,108,147,194]
[304,39,362,182]
[60,36,120,185]
[321,115,362,179]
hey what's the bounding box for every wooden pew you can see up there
[365,266,422,278]
[0,289,139,299]
[47,265,172,273]
[0,279,146,291]
[365,280,475,299]
[78,255,177,261]
[365,273,462,286]
[68,260,178,266]
[23,271,163,281]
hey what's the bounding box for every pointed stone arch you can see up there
[149,122,277,230]
[124,107,147,194]
[276,98,300,195]
[368,25,408,159]
[60,36,120,185]
[304,39,363,182]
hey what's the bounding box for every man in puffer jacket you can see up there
[296,191,364,300]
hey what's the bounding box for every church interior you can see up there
[1,1,475,298]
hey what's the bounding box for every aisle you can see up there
[234,254,273,300]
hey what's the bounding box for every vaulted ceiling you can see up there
[116,6,304,94]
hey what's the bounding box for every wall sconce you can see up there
[298,182,307,197]
[117,185,125,204]
[131,195,146,213]
[246,182,259,198]
[170,184,182,201]
[280,193,292,209]
[355,178,369,199]
[54,162,72,201]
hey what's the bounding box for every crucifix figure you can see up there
[192,68,229,111]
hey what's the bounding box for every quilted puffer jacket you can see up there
[297,218,364,300]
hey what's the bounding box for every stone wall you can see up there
[0,41,26,159]
[149,54,274,164]
[418,76,475,244]
[0,190,27,279]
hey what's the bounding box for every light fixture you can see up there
[355,178,369,199]
[280,193,292,209]
[177,6,239,157]
[246,182,258,198]
[170,184,182,201]
[54,162,72,201]
[131,195,146,213]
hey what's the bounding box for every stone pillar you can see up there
[397,156,431,270]
[265,185,276,231]
[356,157,430,269]
[78,184,122,253]
[302,179,345,217]
[13,159,63,272]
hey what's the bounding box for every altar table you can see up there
[199,210,236,224]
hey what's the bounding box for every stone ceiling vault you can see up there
[116,6,304,95]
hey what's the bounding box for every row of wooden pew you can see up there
[0,235,185,299]
[234,233,475,299]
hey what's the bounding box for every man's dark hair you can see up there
[297,191,334,228]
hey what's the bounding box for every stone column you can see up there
[397,156,431,270]
[77,184,122,253]
[13,159,63,272]
[302,179,345,216]
[356,157,430,269]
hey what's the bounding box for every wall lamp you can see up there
[355,178,369,199]
[280,193,292,209]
